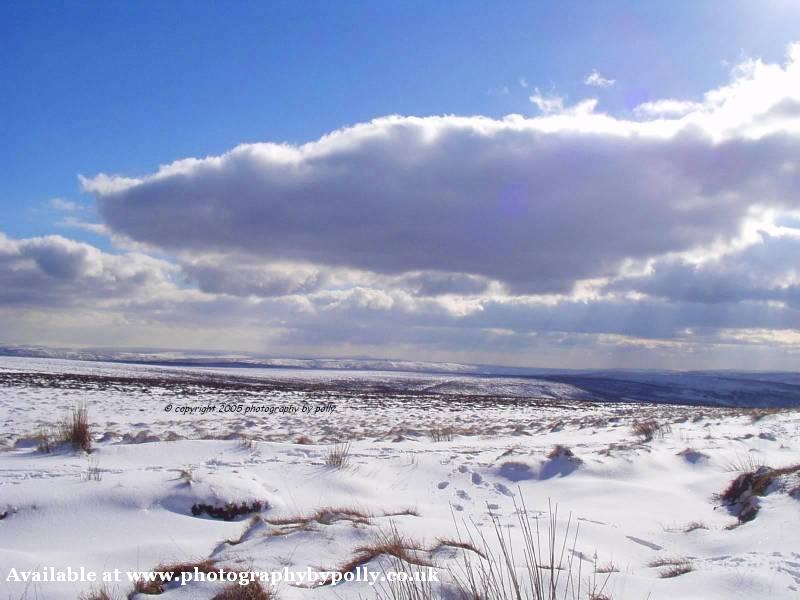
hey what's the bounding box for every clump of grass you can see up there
[294,435,314,445]
[435,537,486,558]
[720,463,800,522]
[723,453,765,473]
[594,561,619,574]
[450,499,611,600]
[328,526,433,585]
[659,562,694,578]
[648,556,690,568]
[373,552,439,600]
[211,581,276,600]
[226,516,264,546]
[683,521,709,532]
[325,441,352,469]
[79,585,117,600]
[264,506,418,539]
[60,404,92,452]
[631,419,669,443]
[647,556,694,578]
[130,559,217,594]
[191,500,267,521]
[429,426,454,442]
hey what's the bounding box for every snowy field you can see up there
[1,356,799,600]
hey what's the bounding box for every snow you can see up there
[1,357,799,599]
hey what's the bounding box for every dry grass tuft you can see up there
[60,404,92,452]
[264,506,417,536]
[429,426,454,442]
[325,441,352,469]
[594,561,619,574]
[191,500,267,521]
[227,516,264,545]
[683,521,709,532]
[451,498,610,600]
[435,537,486,558]
[659,562,694,578]
[211,580,276,600]
[331,527,432,583]
[723,453,765,473]
[720,463,800,522]
[130,559,216,595]
[631,418,669,442]
[648,556,690,568]
[647,555,694,578]
[79,585,117,600]
[294,435,314,445]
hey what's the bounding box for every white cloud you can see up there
[6,43,800,368]
[0,233,179,307]
[528,88,564,113]
[85,44,800,299]
[584,70,615,88]
[634,99,703,117]
[49,197,80,212]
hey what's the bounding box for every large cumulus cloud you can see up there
[0,234,178,307]
[84,46,800,296]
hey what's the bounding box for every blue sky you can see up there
[2,1,800,368]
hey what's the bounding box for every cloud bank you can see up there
[5,45,800,368]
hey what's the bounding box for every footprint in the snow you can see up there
[487,503,499,510]
[471,472,483,485]
[453,504,464,512]
[458,465,469,474]
[456,489,471,500]
[437,481,450,490]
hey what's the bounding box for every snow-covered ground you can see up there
[1,357,799,599]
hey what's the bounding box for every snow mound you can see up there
[497,446,583,482]
[160,471,274,520]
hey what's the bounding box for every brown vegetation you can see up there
[721,463,800,522]
[329,527,433,584]
[191,501,267,521]
[324,441,352,469]
[79,585,116,600]
[263,506,418,538]
[130,559,217,595]
[211,581,275,600]
[429,426,454,442]
[631,418,670,442]
[648,555,694,578]
[60,404,92,452]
